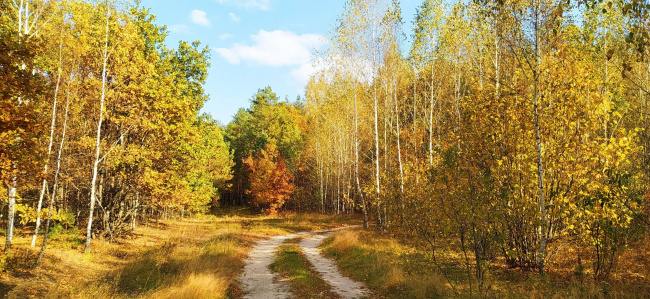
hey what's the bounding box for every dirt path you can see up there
[239,232,310,299]
[299,227,366,299]
[239,226,366,299]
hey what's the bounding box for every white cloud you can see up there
[216,0,270,10]
[214,30,324,67]
[168,24,191,34]
[228,12,241,22]
[219,33,233,40]
[189,10,211,27]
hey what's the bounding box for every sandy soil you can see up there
[239,226,366,299]
[238,231,311,299]
[299,227,366,299]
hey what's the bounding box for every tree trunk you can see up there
[131,192,138,230]
[5,172,17,252]
[6,0,24,253]
[429,66,435,166]
[532,0,547,275]
[373,67,381,227]
[354,91,368,229]
[494,18,500,98]
[394,80,405,219]
[85,2,110,254]
[35,88,71,267]
[31,28,64,247]
[413,72,418,185]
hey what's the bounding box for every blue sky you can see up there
[139,0,419,125]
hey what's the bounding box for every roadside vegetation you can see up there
[0,209,358,298]
[322,229,650,298]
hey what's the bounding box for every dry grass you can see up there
[329,229,359,252]
[321,229,448,298]
[404,273,447,299]
[145,273,228,299]
[384,265,406,288]
[322,228,650,299]
[0,207,360,298]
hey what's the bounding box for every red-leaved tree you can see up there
[243,143,295,214]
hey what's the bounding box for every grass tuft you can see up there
[145,273,228,299]
[385,265,406,288]
[329,229,359,252]
[270,244,340,299]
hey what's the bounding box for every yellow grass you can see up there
[0,208,359,298]
[329,229,359,252]
[146,273,228,299]
[321,229,449,298]
[322,228,650,299]
[384,265,406,288]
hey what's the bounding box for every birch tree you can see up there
[32,9,65,247]
[85,0,111,253]
[1,0,52,251]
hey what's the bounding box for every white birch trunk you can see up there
[32,31,64,247]
[413,72,418,184]
[494,19,500,97]
[35,88,71,266]
[6,0,25,252]
[85,2,110,253]
[372,35,381,223]
[5,171,17,251]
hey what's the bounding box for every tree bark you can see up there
[35,88,71,267]
[394,80,405,218]
[532,0,547,275]
[5,170,17,252]
[85,2,110,253]
[354,90,368,229]
[32,25,65,247]
[131,192,138,230]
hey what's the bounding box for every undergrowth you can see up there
[321,229,446,299]
[321,229,650,299]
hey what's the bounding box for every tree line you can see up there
[297,0,650,293]
[1,0,232,259]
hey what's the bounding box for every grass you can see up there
[4,209,647,298]
[0,207,360,298]
[269,242,340,299]
[321,229,447,299]
[321,228,650,299]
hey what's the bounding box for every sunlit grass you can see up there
[0,208,359,298]
[270,243,339,299]
[145,273,228,299]
[321,229,447,299]
[321,229,650,299]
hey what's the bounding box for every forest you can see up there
[1,0,233,257]
[2,0,650,298]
